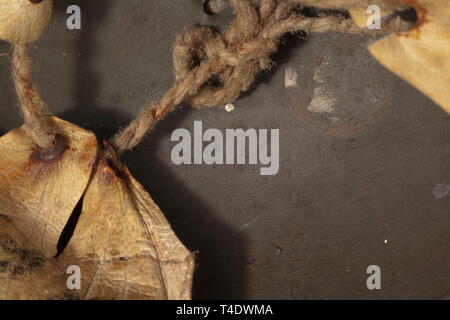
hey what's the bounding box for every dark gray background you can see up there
[0,0,449,299]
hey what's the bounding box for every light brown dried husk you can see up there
[0,118,194,299]
[368,0,450,113]
[0,215,72,299]
[0,117,97,258]
[58,155,195,300]
[0,0,53,44]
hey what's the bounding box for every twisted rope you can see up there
[110,0,413,154]
[8,0,414,154]
[11,44,55,149]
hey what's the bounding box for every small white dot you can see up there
[384,239,388,244]
[225,103,235,112]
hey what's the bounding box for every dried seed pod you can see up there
[0,215,70,300]
[368,0,450,113]
[0,117,97,258]
[0,0,53,44]
[0,118,194,299]
[59,148,195,300]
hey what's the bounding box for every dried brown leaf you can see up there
[368,0,450,113]
[0,117,97,258]
[58,151,195,300]
[0,215,72,299]
[0,118,194,299]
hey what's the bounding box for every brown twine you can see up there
[11,44,55,149]
[8,0,414,154]
[110,0,413,154]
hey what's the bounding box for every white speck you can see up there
[433,183,450,199]
[225,103,235,112]
[384,239,388,244]
[285,67,298,88]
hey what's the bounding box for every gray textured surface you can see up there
[0,0,449,299]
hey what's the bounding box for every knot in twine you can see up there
[172,26,277,109]
[9,0,415,155]
[111,0,365,154]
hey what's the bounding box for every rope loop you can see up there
[173,27,270,108]
[171,0,285,109]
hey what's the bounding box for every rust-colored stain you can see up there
[324,121,370,138]
[324,103,391,137]
[395,0,428,38]
[288,93,313,122]
[101,140,126,182]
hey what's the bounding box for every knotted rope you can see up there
[111,0,359,153]
[110,0,413,154]
[9,0,414,155]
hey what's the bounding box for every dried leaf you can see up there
[0,117,97,258]
[0,0,53,44]
[0,118,194,300]
[58,149,195,300]
[0,215,72,300]
[368,0,450,113]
